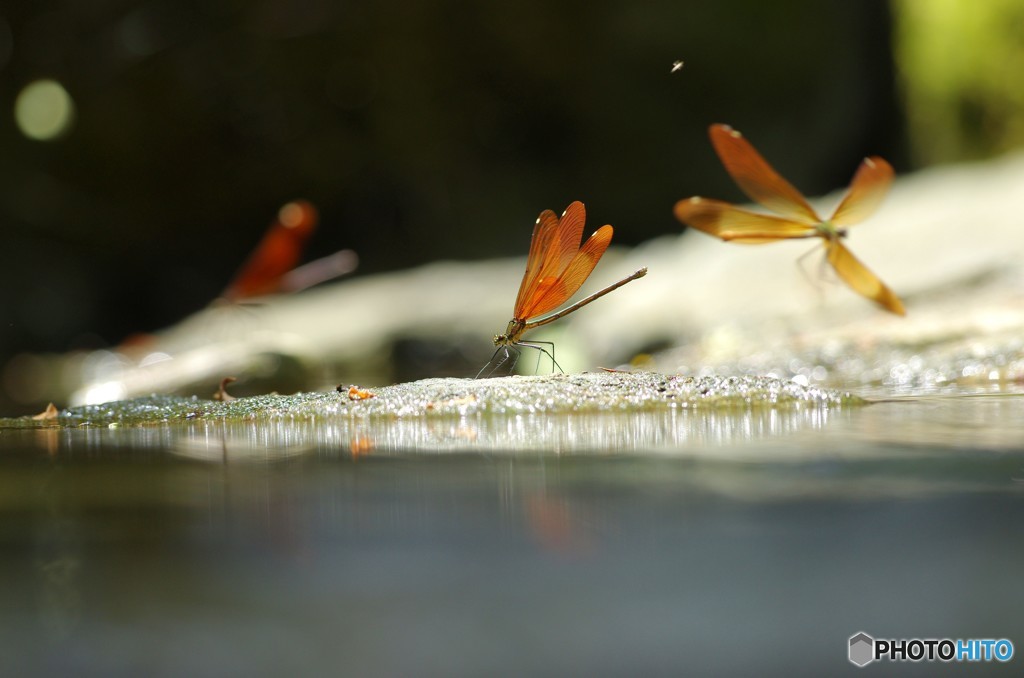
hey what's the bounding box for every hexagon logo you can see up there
[849,632,875,667]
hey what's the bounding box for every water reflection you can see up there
[163,406,840,460]
[7,393,1024,464]
[4,399,1024,676]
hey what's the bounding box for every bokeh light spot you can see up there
[14,79,76,141]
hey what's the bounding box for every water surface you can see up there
[2,391,1022,676]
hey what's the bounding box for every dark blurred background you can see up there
[1,0,1022,375]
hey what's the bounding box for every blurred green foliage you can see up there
[894,0,1024,163]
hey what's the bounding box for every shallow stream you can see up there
[2,382,1022,675]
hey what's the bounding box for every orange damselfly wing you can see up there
[479,201,647,377]
[674,124,905,315]
[219,201,358,302]
[221,200,319,302]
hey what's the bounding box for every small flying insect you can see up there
[671,60,685,73]
[478,201,647,378]
[674,124,905,315]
